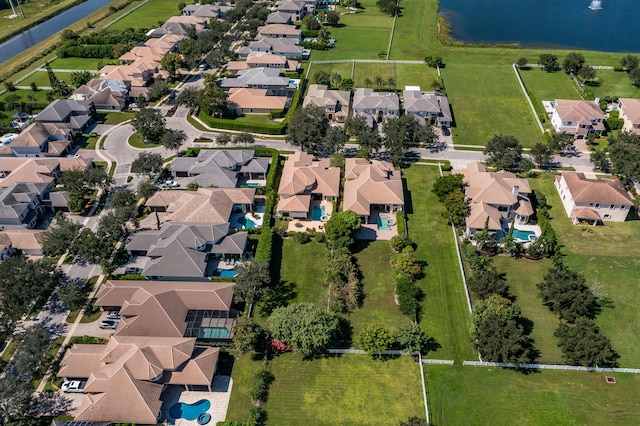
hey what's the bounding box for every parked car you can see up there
[61,380,86,393]
[66,154,80,159]
[124,267,141,274]
[106,311,122,319]
[99,320,119,329]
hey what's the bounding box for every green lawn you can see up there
[0,0,82,40]
[589,69,640,100]
[96,111,134,125]
[493,257,562,363]
[266,355,424,425]
[277,238,408,337]
[519,68,582,102]
[307,62,353,82]
[225,351,266,422]
[312,0,393,60]
[352,62,396,87]
[20,71,74,88]
[389,0,439,59]
[426,365,640,425]
[109,0,180,30]
[47,57,105,71]
[403,165,476,361]
[128,132,162,148]
[395,63,439,92]
[443,63,543,148]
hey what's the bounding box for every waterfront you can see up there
[440,0,640,53]
[0,0,113,64]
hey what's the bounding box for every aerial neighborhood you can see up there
[0,0,640,424]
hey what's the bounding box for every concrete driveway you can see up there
[71,311,120,339]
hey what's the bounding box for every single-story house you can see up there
[34,99,95,133]
[227,88,290,114]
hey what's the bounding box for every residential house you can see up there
[226,53,300,75]
[59,280,236,423]
[181,3,232,19]
[237,37,306,59]
[0,182,49,228]
[275,0,315,20]
[550,99,606,139]
[277,151,340,219]
[143,187,255,226]
[266,11,294,24]
[170,150,270,188]
[1,123,72,157]
[352,88,400,129]
[126,222,248,280]
[461,162,534,237]
[73,79,130,111]
[219,67,296,96]
[227,88,290,114]
[403,87,452,127]
[554,172,632,224]
[0,157,91,188]
[343,159,404,224]
[302,84,351,123]
[150,15,209,37]
[0,230,45,258]
[618,98,640,136]
[144,33,184,52]
[34,99,95,133]
[257,24,302,41]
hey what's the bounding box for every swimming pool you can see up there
[230,213,256,229]
[199,326,231,339]
[214,268,237,277]
[512,229,537,242]
[311,205,326,221]
[377,215,391,230]
[169,399,211,421]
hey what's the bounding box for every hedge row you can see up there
[255,150,281,264]
[198,80,305,135]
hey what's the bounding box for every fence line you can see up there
[104,0,152,27]
[310,59,424,64]
[421,359,455,365]
[512,63,545,134]
[418,353,430,424]
[385,0,400,61]
[463,361,640,373]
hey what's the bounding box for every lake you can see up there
[0,0,113,64]
[439,0,640,53]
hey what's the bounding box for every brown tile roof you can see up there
[560,172,632,205]
[257,23,301,37]
[168,347,219,386]
[343,159,404,215]
[227,88,288,110]
[572,207,602,221]
[554,99,605,125]
[278,152,340,202]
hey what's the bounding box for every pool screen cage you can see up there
[185,309,239,341]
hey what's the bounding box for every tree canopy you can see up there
[562,52,585,74]
[324,210,362,249]
[538,53,560,72]
[537,263,597,322]
[608,131,640,183]
[234,259,272,316]
[530,142,553,168]
[432,174,464,202]
[484,134,523,171]
[474,312,536,364]
[42,211,81,256]
[555,317,617,367]
[268,303,341,356]
[286,105,330,153]
[59,167,113,200]
[132,152,163,175]
[356,321,393,354]
[161,130,186,152]
[132,108,166,143]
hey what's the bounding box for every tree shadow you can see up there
[424,337,442,354]
[331,316,353,349]
[402,177,414,215]
[31,392,73,417]
[259,280,297,317]
[351,239,371,254]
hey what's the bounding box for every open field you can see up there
[589,69,640,99]
[352,62,396,87]
[312,0,393,60]
[519,68,582,102]
[493,256,562,363]
[47,57,105,71]
[279,237,328,307]
[388,0,439,59]
[443,63,543,147]
[266,355,423,425]
[109,0,180,30]
[20,71,74,88]
[403,165,476,361]
[426,365,640,425]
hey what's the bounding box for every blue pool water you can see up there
[512,229,537,242]
[170,399,211,421]
[377,215,391,231]
[311,205,326,221]
[245,183,260,187]
[230,213,256,229]
[214,268,237,277]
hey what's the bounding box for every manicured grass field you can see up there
[280,237,328,307]
[493,256,562,363]
[20,71,74,88]
[403,165,476,361]
[312,0,393,60]
[109,0,180,30]
[0,88,52,104]
[96,111,135,125]
[388,0,439,59]
[589,69,640,100]
[443,63,543,148]
[225,351,266,422]
[352,62,396,87]
[395,64,439,92]
[266,355,424,425]
[519,68,582,102]
[306,62,353,82]
[426,365,640,425]
[47,57,105,71]
[530,174,640,366]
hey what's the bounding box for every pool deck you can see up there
[161,376,233,426]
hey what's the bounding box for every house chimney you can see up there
[512,185,519,197]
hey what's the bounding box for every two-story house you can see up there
[403,87,453,127]
[550,99,605,139]
[34,99,95,134]
[303,84,351,123]
[618,98,640,137]
[352,88,400,129]
[0,182,49,228]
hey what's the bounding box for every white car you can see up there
[61,380,86,393]
[66,154,80,159]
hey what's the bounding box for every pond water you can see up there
[439,0,640,52]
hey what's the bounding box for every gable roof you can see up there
[560,172,632,205]
[227,88,288,110]
[278,152,340,198]
[303,84,351,111]
[343,159,404,215]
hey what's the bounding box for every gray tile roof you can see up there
[353,88,400,112]
[170,150,269,188]
[219,67,290,89]
[35,99,92,124]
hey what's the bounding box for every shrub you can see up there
[390,234,415,253]
[293,232,310,244]
[395,273,419,316]
[393,253,423,279]
[67,196,84,213]
[396,211,406,235]
[316,233,326,243]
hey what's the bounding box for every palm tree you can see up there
[364,77,372,88]
[373,75,384,91]
[386,77,396,90]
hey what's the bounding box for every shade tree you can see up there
[132,108,166,143]
[483,134,523,171]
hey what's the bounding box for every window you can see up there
[595,204,600,208]
[604,214,611,219]
[610,205,615,209]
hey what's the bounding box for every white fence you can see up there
[463,361,640,373]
